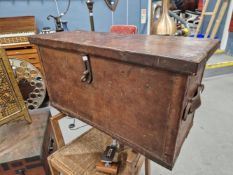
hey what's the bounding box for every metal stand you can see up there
[86,0,95,31]
[47,15,64,32]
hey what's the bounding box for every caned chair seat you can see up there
[48,128,144,175]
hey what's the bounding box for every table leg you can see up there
[145,158,151,175]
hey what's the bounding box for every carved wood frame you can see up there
[0,48,31,126]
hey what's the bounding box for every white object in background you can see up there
[49,106,60,116]
[54,0,61,16]
[221,0,233,50]
[0,42,30,47]
[111,1,114,25]
[141,8,147,24]
[0,32,35,38]
[147,0,152,35]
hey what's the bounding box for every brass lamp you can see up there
[151,0,177,35]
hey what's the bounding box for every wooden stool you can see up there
[48,128,145,175]
[48,113,147,175]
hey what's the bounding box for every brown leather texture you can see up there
[29,31,218,169]
[29,31,219,75]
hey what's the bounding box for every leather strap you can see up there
[182,84,204,121]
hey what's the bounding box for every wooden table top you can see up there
[0,107,50,163]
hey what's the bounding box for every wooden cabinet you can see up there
[3,44,42,73]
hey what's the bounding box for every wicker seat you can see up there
[48,113,145,175]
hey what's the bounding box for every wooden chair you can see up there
[48,113,149,175]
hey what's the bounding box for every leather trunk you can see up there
[29,31,219,169]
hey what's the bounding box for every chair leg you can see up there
[145,158,151,175]
[50,113,66,149]
[48,157,60,175]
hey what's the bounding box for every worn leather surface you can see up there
[29,30,219,75]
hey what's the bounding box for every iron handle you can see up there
[182,84,204,121]
[81,70,89,82]
[81,55,93,84]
